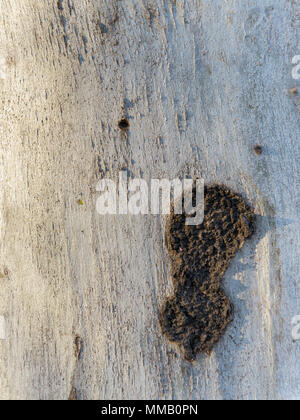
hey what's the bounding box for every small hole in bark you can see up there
[57,0,63,11]
[118,118,130,131]
[160,185,256,361]
[254,144,263,155]
[289,87,298,95]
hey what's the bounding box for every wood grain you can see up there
[0,0,299,400]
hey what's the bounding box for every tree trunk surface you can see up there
[0,0,299,400]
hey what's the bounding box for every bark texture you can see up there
[0,0,299,400]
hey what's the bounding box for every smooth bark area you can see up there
[0,0,299,400]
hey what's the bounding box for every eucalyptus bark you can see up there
[0,0,299,400]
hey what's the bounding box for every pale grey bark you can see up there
[0,0,299,400]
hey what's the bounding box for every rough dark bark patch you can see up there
[160,185,256,361]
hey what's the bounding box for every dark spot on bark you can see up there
[74,335,83,361]
[111,14,119,25]
[82,35,88,53]
[289,87,298,95]
[254,144,263,155]
[97,21,109,34]
[63,35,69,48]
[78,54,84,65]
[160,185,256,361]
[68,386,78,400]
[118,118,130,131]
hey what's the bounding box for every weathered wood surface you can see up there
[0,0,299,400]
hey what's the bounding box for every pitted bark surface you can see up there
[160,185,256,361]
